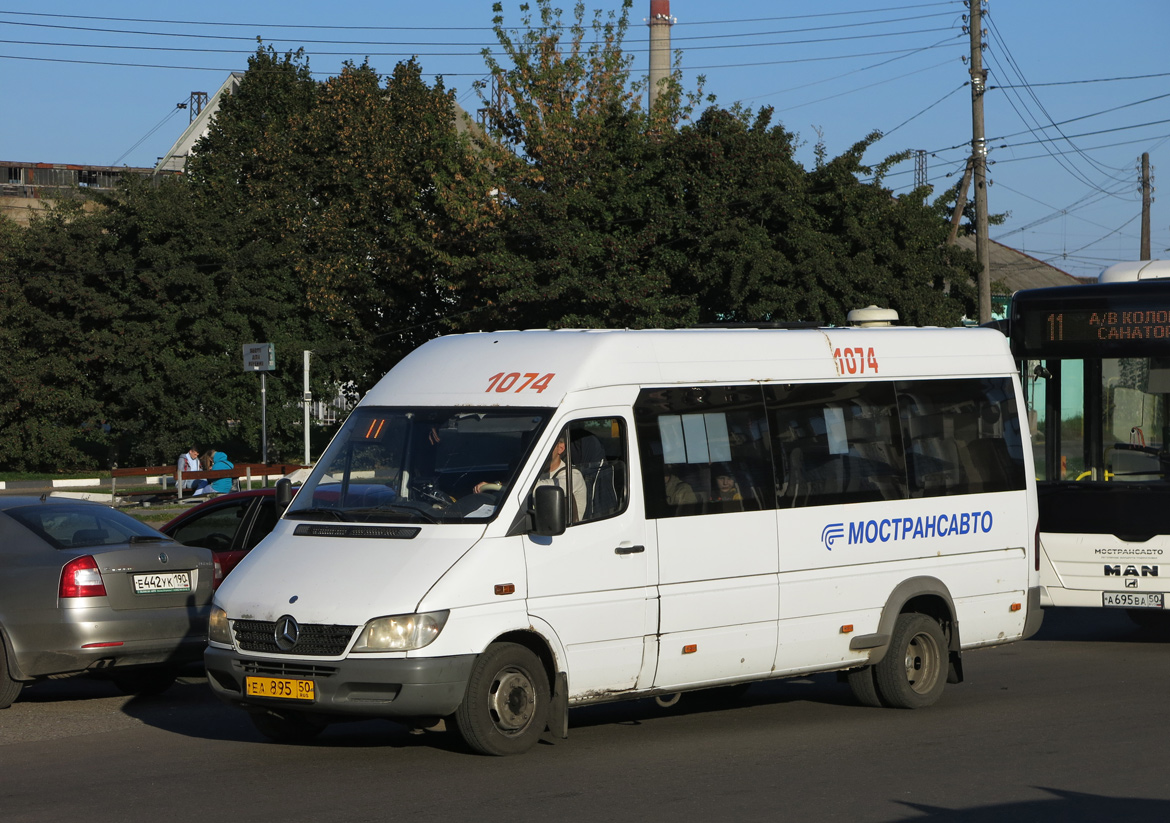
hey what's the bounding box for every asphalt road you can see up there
[1,607,1167,823]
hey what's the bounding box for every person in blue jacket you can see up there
[205,448,235,494]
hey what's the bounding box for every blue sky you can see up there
[2,0,1168,280]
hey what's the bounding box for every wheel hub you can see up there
[489,668,535,731]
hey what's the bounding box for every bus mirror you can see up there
[1033,364,1051,380]
[532,485,567,536]
[275,477,294,511]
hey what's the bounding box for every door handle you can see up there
[614,544,645,555]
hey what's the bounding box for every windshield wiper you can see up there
[130,535,167,543]
[344,503,440,524]
[285,507,350,522]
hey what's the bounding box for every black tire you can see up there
[874,613,948,709]
[0,641,23,710]
[846,665,884,708]
[110,667,178,697]
[450,642,549,756]
[250,710,326,744]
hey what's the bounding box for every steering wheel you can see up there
[410,481,455,507]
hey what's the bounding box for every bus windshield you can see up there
[1025,356,1170,484]
[288,407,552,524]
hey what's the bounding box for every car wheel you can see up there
[874,613,947,709]
[846,665,884,708]
[250,710,326,744]
[110,667,178,697]
[0,641,23,709]
[450,642,549,756]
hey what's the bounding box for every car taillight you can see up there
[60,555,107,598]
[212,556,224,590]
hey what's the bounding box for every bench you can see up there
[110,463,309,502]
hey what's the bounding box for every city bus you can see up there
[1010,260,1170,626]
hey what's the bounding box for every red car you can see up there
[161,489,287,587]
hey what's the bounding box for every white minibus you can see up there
[206,326,1042,755]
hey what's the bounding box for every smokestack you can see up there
[648,0,673,111]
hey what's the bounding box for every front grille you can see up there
[233,619,357,656]
[239,659,339,679]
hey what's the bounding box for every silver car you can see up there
[0,496,214,708]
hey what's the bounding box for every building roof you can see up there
[954,235,1080,292]
[153,72,482,175]
[153,74,244,174]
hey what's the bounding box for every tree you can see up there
[0,207,105,470]
[473,0,700,329]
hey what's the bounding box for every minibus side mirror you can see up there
[532,485,567,536]
[275,477,294,512]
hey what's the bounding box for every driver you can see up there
[475,433,587,522]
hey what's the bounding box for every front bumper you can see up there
[204,646,477,719]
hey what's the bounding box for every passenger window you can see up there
[635,386,774,519]
[244,501,278,550]
[531,418,629,526]
[168,502,250,551]
[896,377,1027,497]
[766,382,907,508]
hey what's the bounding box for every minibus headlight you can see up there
[352,611,450,652]
[208,606,232,646]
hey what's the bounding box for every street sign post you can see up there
[243,344,275,464]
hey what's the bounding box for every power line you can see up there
[0,24,959,55]
[0,3,964,32]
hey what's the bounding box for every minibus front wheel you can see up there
[873,613,947,709]
[451,642,550,756]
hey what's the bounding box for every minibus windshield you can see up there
[287,407,552,524]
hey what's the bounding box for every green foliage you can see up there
[0,18,985,472]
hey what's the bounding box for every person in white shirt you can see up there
[175,446,202,491]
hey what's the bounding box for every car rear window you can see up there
[6,503,166,549]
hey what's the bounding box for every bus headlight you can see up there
[352,611,449,652]
[208,606,232,646]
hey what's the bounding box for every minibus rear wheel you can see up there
[874,613,947,709]
[451,642,549,756]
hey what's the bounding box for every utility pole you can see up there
[947,158,974,245]
[1141,152,1152,260]
[968,1,991,323]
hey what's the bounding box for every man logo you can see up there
[822,523,845,551]
[1104,565,1159,577]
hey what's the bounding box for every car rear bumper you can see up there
[5,604,209,679]
[204,645,477,720]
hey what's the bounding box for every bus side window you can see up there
[634,386,773,519]
[764,382,906,508]
[896,378,1027,497]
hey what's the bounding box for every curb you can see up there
[0,478,103,490]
